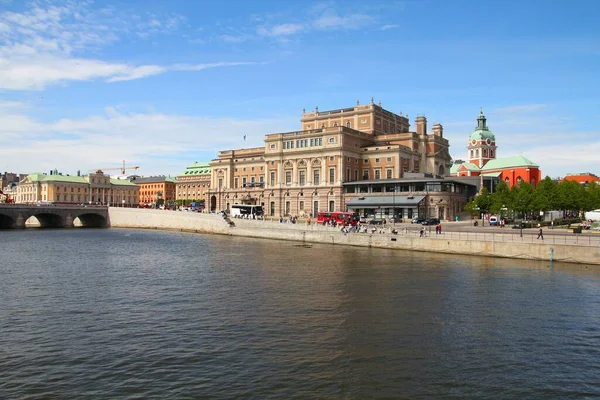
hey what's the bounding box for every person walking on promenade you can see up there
[435,224,439,235]
[420,227,425,237]
[537,227,544,240]
[438,224,442,235]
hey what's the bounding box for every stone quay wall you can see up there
[108,208,600,266]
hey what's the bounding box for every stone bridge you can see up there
[0,204,109,229]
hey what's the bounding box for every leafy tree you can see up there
[535,176,558,211]
[511,182,537,219]
[475,187,493,212]
[490,180,512,214]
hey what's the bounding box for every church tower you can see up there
[467,109,497,168]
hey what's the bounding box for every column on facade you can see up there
[321,156,327,187]
[292,160,298,186]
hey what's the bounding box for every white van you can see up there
[489,216,498,226]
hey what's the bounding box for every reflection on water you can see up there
[1,228,599,399]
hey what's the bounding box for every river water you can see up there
[1,228,599,399]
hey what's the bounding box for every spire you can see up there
[477,108,487,130]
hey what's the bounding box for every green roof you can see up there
[450,162,479,174]
[178,161,212,177]
[481,155,539,171]
[39,175,88,183]
[469,128,496,142]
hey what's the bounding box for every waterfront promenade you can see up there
[108,208,600,265]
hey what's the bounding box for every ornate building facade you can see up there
[207,100,464,220]
[450,110,542,188]
[16,170,139,206]
[175,162,211,204]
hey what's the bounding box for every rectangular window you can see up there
[329,167,335,184]
[251,176,255,183]
[299,200,304,212]
[329,156,335,161]
[387,157,392,162]
[299,170,306,186]
[242,177,247,187]
[386,169,393,179]
[364,159,369,164]
[355,170,359,181]
[329,200,335,212]
[363,170,369,180]
[270,171,276,186]
[346,168,351,181]
[310,138,314,146]
[313,200,318,216]
[375,158,380,163]
[318,138,323,146]
[285,171,292,185]
[270,201,275,216]
[285,201,291,215]
[234,177,239,188]
[259,175,264,183]
[313,169,320,185]
[375,169,381,180]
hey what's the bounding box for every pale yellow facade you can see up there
[17,171,139,206]
[207,101,455,219]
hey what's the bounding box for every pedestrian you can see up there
[537,227,544,240]
[420,227,425,237]
[550,220,554,229]
[438,224,442,235]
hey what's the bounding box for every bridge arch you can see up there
[74,213,108,227]
[28,213,65,228]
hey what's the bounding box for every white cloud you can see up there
[0,1,209,90]
[0,107,297,176]
[381,24,399,30]
[257,23,304,37]
[313,13,374,30]
[0,55,257,90]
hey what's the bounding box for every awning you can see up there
[482,172,502,177]
[346,195,425,209]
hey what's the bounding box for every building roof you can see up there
[469,109,496,142]
[26,173,88,184]
[178,162,212,177]
[481,155,539,171]
[450,162,479,174]
[346,195,426,209]
[109,178,137,186]
[562,173,599,184]
[133,176,176,184]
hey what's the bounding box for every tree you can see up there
[490,180,512,214]
[511,182,537,219]
[535,176,558,212]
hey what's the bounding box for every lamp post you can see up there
[392,183,396,227]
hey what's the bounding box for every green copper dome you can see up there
[469,109,495,142]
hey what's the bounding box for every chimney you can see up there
[432,123,443,137]
[416,116,427,135]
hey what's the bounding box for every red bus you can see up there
[317,211,360,226]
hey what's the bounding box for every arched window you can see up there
[470,150,474,158]
[333,123,338,127]
[516,176,523,184]
[321,124,325,129]
[505,177,510,183]
[489,150,494,158]
[483,149,488,157]
[476,149,479,157]
[438,165,445,176]
[346,121,351,128]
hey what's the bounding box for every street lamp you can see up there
[392,183,396,226]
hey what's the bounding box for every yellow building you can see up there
[207,100,459,219]
[175,162,211,205]
[16,170,139,206]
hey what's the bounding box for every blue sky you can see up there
[1,0,599,178]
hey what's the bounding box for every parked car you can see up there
[422,218,440,225]
[411,217,426,224]
[368,218,385,225]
